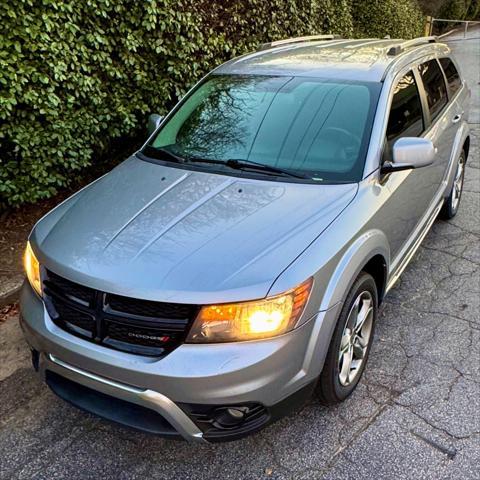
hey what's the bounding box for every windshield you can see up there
[146,75,381,182]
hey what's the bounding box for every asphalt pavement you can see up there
[0,30,478,480]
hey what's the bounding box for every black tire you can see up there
[317,272,378,405]
[440,151,466,220]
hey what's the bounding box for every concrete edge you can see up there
[0,282,22,309]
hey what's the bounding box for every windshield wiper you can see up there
[142,145,186,164]
[226,159,309,179]
[186,156,309,179]
[143,148,311,180]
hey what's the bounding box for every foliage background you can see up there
[418,0,480,19]
[0,0,442,208]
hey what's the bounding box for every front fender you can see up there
[269,223,390,321]
[318,229,390,311]
[268,228,390,382]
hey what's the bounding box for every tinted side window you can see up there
[419,60,448,121]
[386,71,424,148]
[440,57,461,96]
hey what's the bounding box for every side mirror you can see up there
[381,137,436,174]
[147,113,164,136]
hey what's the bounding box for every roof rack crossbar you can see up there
[387,36,438,56]
[258,34,340,51]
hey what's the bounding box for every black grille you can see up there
[54,302,95,337]
[43,270,200,357]
[46,270,95,305]
[106,293,194,320]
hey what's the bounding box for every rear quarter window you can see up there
[418,59,448,122]
[439,57,462,96]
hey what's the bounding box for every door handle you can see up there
[452,113,463,124]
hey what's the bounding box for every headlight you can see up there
[24,241,42,296]
[186,278,313,343]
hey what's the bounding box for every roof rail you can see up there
[387,36,438,56]
[258,34,340,51]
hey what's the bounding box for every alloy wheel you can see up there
[338,291,374,386]
[451,156,465,213]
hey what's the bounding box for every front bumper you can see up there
[20,281,341,442]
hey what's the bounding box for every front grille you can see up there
[46,270,95,305]
[54,301,95,337]
[107,293,193,320]
[43,270,200,357]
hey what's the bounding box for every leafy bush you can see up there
[0,0,425,208]
[352,0,424,38]
[439,0,470,18]
[436,0,480,19]
[418,0,480,18]
[1,0,208,207]
[467,0,480,18]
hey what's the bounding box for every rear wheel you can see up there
[440,151,466,220]
[317,272,378,405]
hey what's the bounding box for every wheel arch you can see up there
[319,229,390,311]
[445,122,470,197]
[362,254,388,304]
[463,135,470,159]
[295,231,389,389]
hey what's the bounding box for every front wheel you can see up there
[440,151,466,220]
[317,272,378,405]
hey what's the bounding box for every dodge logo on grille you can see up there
[128,332,169,342]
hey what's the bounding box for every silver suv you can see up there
[21,35,470,442]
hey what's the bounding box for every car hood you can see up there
[32,156,357,303]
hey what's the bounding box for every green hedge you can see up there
[352,0,425,38]
[0,0,424,208]
[438,0,480,19]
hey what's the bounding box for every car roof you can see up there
[214,38,451,82]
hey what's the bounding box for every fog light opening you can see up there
[212,406,249,429]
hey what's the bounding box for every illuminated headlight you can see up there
[24,241,42,296]
[186,278,313,343]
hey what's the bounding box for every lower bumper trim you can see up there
[43,353,206,442]
[46,370,182,438]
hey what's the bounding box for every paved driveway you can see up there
[1,32,479,480]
